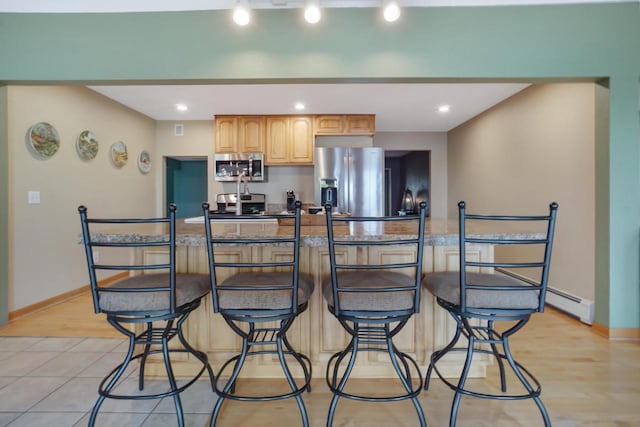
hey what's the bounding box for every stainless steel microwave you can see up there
[214,153,265,182]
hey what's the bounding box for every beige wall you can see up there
[447,83,597,300]
[375,132,448,218]
[155,120,316,211]
[154,121,213,215]
[8,86,156,311]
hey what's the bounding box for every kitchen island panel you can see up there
[112,222,509,379]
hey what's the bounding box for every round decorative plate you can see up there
[76,130,99,161]
[138,150,151,174]
[110,141,128,168]
[27,122,60,159]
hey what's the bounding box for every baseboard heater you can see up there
[495,268,595,325]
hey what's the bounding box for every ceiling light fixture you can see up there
[304,1,321,24]
[295,102,306,110]
[383,1,401,22]
[176,103,188,111]
[438,105,451,113]
[233,0,251,26]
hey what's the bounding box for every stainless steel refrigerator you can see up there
[314,147,384,216]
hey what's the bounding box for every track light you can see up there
[304,1,321,24]
[383,1,401,22]
[233,1,251,26]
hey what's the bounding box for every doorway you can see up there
[165,157,208,218]
[384,151,430,216]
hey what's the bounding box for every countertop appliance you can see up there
[286,190,296,212]
[213,193,266,214]
[214,153,264,182]
[314,147,384,216]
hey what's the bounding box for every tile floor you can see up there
[0,336,216,427]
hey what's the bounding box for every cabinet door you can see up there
[265,116,289,164]
[289,116,314,164]
[314,115,345,134]
[237,116,265,153]
[214,116,237,153]
[345,115,375,135]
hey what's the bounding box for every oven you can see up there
[212,193,266,215]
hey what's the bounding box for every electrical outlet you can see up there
[92,252,100,263]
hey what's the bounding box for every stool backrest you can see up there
[202,201,303,317]
[78,204,178,315]
[457,201,558,317]
[325,201,427,320]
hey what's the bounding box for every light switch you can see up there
[28,191,40,204]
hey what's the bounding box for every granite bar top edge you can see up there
[81,218,546,248]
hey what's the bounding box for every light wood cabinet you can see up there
[265,116,314,165]
[216,114,373,160]
[314,114,375,135]
[237,116,265,153]
[214,116,237,153]
[214,115,265,153]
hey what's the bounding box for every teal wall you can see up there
[0,3,638,328]
[166,159,208,219]
[0,86,7,325]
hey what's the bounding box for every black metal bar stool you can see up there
[202,201,313,427]
[323,201,428,427]
[423,201,558,426]
[78,204,215,427]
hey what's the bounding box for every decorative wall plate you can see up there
[110,141,128,168]
[27,122,60,159]
[76,130,99,161]
[138,150,151,174]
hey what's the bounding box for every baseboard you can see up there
[593,322,640,341]
[545,286,595,325]
[495,268,595,325]
[8,273,128,321]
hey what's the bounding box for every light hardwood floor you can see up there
[1,292,639,426]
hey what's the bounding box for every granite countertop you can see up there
[83,218,547,248]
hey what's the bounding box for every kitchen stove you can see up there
[213,193,266,215]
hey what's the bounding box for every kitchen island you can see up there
[93,218,544,379]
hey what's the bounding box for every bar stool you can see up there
[423,201,558,427]
[323,201,428,427]
[78,204,214,427]
[202,201,313,427]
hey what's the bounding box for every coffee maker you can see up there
[286,190,296,212]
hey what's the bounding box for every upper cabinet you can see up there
[215,115,265,153]
[314,114,375,135]
[265,116,314,165]
[215,114,375,164]
[214,116,237,153]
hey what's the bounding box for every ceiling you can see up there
[6,0,606,131]
[0,0,622,13]
[89,83,530,132]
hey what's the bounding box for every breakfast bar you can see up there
[92,218,544,379]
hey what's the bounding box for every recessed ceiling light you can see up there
[295,102,305,110]
[233,1,251,26]
[176,103,188,111]
[304,1,321,24]
[383,1,401,22]
[438,105,451,113]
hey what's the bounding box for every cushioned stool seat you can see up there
[99,273,210,312]
[219,272,314,310]
[322,271,415,311]
[423,271,540,310]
